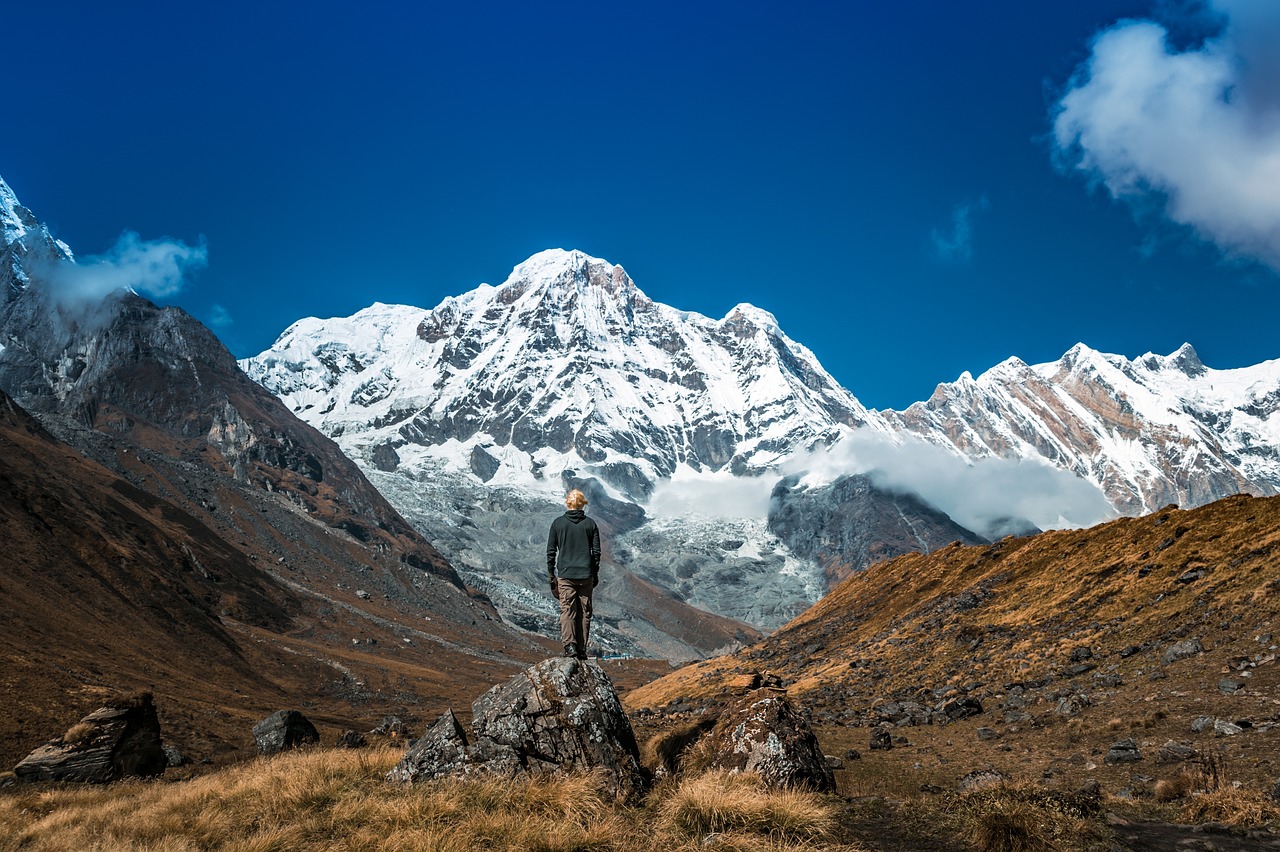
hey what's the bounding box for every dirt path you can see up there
[1106,815,1280,851]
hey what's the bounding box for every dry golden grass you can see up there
[0,748,859,852]
[1179,787,1280,827]
[656,770,836,842]
[945,782,1106,852]
[1153,772,1197,803]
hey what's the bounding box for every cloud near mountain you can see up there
[41,230,207,307]
[781,428,1115,536]
[1053,1,1280,271]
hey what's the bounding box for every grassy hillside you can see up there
[629,494,1280,796]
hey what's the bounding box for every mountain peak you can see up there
[1,175,33,244]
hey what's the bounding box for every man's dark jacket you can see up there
[546,510,601,581]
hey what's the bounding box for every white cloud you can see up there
[931,196,990,261]
[48,231,208,306]
[1052,1,1280,270]
[781,429,1115,536]
[208,303,233,329]
[645,428,1115,536]
[647,468,775,519]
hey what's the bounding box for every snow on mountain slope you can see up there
[884,342,1280,514]
[243,249,886,500]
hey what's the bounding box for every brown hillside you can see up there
[628,494,1280,794]
[0,391,556,771]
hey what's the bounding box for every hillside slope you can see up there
[629,494,1280,791]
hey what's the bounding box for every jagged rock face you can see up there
[0,186,460,585]
[243,249,876,498]
[885,343,1280,515]
[389,657,644,797]
[768,473,987,588]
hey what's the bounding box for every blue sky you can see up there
[4,1,1279,410]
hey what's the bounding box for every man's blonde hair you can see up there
[565,489,588,510]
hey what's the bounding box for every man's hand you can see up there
[548,575,558,596]
[591,573,599,588]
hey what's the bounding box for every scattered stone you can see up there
[336,730,367,749]
[1162,638,1204,665]
[1064,663,1097,678]
[163,745,186,767]
[252,710,319,755]
[1157,741,1199,763]
[958,769,1008,791]
[389,658,644,797]
[1119,645,1142,658]
[1104,739,1142,765]
[941,696,983,722]
[1175,568,1207,584]
[1070,647,1094,662]
[869,729,893,751]
[844,748,861,761]
[1218,678,1244,695]
[370,715,410,740]
[1056,695,1090,717]
[355,589,371,600]
[1191,716,1215,733]
[824,754,843,769]
[977,726,1000,741]
[14,693,166,783]
[1214,720,1244,737]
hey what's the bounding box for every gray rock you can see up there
[388,710,470,784]
[1218,678,1244,695]
[252,710,319,755]
[1070,646,1094,662]
[1162,638,1204,665]
[370,715,410,739]
[977,726,1000,741]
[958,769,1008,791]
[14,693,166,784]
[1104,738,1142,764]
[1214,719,1244,736]
[163,744,186,767]
[1191,715,1215,733]
[869,729,893,750]
[696,691,835,792]
[941,696,983,721]
[336,730,367,749]
[388,658,643,797]
[1157,741,1199,763]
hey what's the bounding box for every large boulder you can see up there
[389,658,643,797]
[14,693,165,783]
[252,710,320,755]
[695,690,835,792]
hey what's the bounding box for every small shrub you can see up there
[1154,773,1195,803]
[971,799,1052,852]
[61,722,96,746]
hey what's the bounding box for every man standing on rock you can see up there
[546,489,600,660]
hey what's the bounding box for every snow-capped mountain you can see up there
[243,247,1280,631]
[887,343,1280,515]
[243,249,883,501]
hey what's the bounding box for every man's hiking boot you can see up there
[563,643,578,658]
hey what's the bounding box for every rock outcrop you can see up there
[252,710,320,755]
[389,657,643,797]
[13,693,165,783]
[694,691,835,792]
